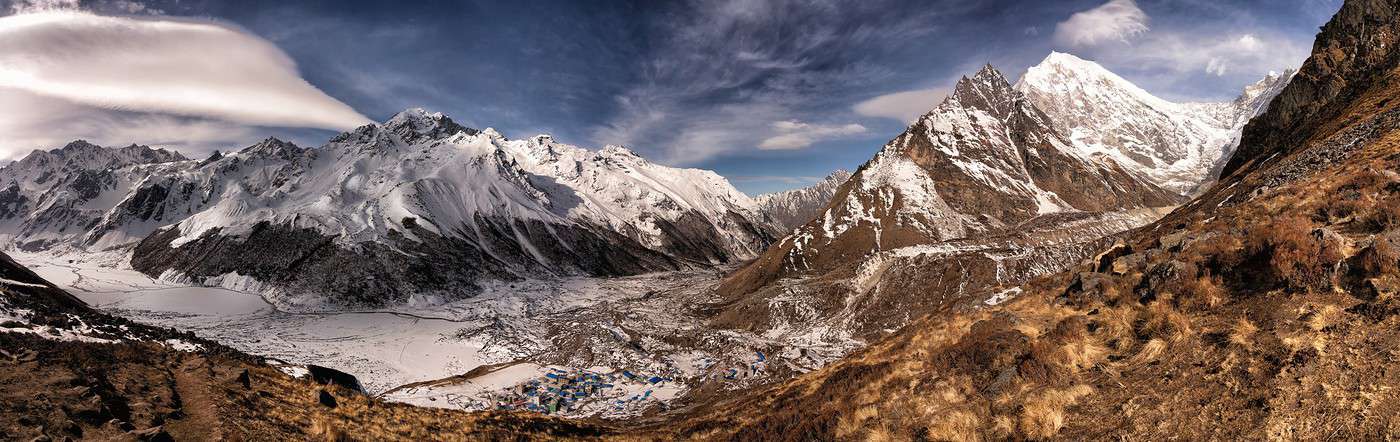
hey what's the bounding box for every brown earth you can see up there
[0,332,618,441]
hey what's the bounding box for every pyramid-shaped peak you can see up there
[948,63,1019,117]
[1041,51,1093,66]
[955,63,1013,93]
[1027,52,1119,80]
[972,64,1007,83]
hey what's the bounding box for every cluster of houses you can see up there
[483,350,774,416]
[487,367,670,414]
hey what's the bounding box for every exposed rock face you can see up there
[0,141,186,250]
[0,110,778,307]
[1223,0,1400,177]
[754,169,852,232]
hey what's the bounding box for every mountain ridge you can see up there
[0,111,779,307]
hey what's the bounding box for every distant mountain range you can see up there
[754,169,852,233]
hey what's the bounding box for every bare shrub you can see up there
[1249,216,1343,291]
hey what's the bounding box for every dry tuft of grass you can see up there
[925,409,983,442]
[1058,338,1109,374]
[1248,216,1345,292]
[1019,385,1095,439]
[1229,318,1259,348]
[1120,338,1167,368]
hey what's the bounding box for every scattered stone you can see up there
[1093,241,1133,273]
[1158,230,1191,252]
[236,369,251,389]
[307,365,363,394]
[318,390,337,408]
[132,426,174,442]
[1111,253,1145,276]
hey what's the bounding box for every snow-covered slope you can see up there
[0,141,187,250]
[1016,52,1293,194]
[720,64,1180,299]
[754,170,852,233]
[0,109,776,307]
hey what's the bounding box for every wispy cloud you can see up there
[591,0,944,165]
[853,88,948,123]
[1053,0,1149,47]
[758,120,867,150]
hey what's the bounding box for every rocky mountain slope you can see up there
[0,109,777,307]
[1018,52,1292,195]
[753,169,852,232]
[710,64,1183,341]
[0,141,187,251]
[652,0,1400,439]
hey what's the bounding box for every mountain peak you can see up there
[965,64,1010,89]
[1019,51,1171,111]
[599,144,641,160]
[1026,52,1120,84]
[59,140,102,152]
[1040,51,1094,68]
[384,108,476,143]
[949,63,1018,118]
[240,137,304,160]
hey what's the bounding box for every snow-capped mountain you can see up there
[0,141,187,250]
[1016,52,1293,194]
[754,169,852,232]
[720,64,1180,297]
[0,109,777,307]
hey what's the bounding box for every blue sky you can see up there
[0,0,1341,194]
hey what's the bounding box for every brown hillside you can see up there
[642,0,1400,439]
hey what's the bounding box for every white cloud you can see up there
[0,11,370,131]
[1053,0,1149,47]
[758,120,866,150]
[853,88,948,123]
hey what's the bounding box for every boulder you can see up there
[1092,241,1133,273]
[306,365,363,394]
[236,369,251,390]
[318,390,338,408]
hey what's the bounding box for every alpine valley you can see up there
[0,50,1297,424]
[6,0,1386,438]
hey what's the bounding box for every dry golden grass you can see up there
[1019,385,1094,439]
[925,409,982,442]
[1229,317,1258,348]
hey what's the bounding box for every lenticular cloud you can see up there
[0,11,371,130]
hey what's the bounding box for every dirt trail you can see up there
[165,356,229,440]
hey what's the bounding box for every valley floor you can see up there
[9,251,863,419]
